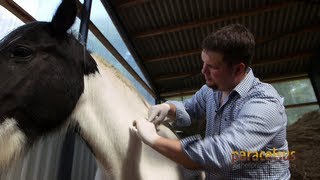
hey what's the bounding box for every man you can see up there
[131,24,290,179]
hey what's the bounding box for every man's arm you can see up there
[131,118,202,170]
[151,137,203,170]
[134,95,287,171]
[148,85,208,126]
[167,85,209,126]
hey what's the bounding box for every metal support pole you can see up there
[79,0,92,44]
[309,50,320,105]
[59,0,93,179]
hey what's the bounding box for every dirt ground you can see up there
[287,110,320,180]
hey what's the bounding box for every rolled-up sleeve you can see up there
[180,96,287,171]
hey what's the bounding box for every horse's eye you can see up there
[10,46,33,59]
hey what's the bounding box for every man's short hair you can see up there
[201,24,255,69]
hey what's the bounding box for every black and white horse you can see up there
[0,0,188,179]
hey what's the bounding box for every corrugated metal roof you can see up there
[106,0,320,97]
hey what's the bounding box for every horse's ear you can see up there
[50,0,77,37]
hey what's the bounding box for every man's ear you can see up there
[233,63,246,76]
[50,0,77,38]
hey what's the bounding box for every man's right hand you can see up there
[148,103,171,125]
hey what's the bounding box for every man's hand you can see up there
[131,118,160,146]
[148,103,171,125]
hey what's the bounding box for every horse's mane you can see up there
[90,54,150,108]
[65,29,149,108]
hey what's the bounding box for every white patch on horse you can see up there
[0,118,26,169]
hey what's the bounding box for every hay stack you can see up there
[287,109,320,179]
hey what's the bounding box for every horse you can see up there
[0,0,192,179]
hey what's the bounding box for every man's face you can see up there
[201,50,235,91]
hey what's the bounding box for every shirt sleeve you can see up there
[180,95,287,171]
[167,85,208,127]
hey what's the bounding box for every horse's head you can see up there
[0,0,97,169]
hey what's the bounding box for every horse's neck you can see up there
[70,56,149,177]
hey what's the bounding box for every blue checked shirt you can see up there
[168,69,290,179]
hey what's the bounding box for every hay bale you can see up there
[287,109,320,180]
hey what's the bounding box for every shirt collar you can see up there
[232,68,255,97]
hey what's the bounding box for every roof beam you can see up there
[0,0,85,22]
[115,0,150,10]
[0,0,35,23]
[155,70,200,82]
[160,72,309,98]
[0,0,84,23]
[285,102,319,109]
[252,52,313,67]
[154,52,312,82]
[257,25,320,46]
[144,24,320,63]
[262,73,308,83]
[100,0,158,97]
[144,48,201,63]
[88,21,156,97]
[133,1,295,39]
[160,88,200,98]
